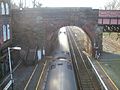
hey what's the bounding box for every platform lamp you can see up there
[8,47,21,90]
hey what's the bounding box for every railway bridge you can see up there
[1,5,120,89]
[12,8,120,56]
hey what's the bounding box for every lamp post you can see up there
[8,47,21,90]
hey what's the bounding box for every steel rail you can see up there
[87,56,109,90]
[67,27,96,89]
[67,28,82,90]
[24,64,38,90]
[73,27,112,90]
[36,60,48,90]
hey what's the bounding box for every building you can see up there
[0,0,12,82]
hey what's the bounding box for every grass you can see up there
[101,32,120,89]
[103,32,120,43]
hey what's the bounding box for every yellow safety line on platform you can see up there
[36,60,47,90]
[24,64,38,90]
[97,61,119,90]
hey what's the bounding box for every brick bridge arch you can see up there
[12,7,101,56]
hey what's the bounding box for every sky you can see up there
[12,0,112,9]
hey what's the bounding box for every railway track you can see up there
[67,27,100,90]
[23,57,50,90]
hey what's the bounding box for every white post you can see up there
[6,47,21,90]
[43,47,45,56]
[8,47,14,90]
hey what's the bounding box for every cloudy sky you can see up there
[12,0,112,9]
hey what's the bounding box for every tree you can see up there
[104,0,120,10]
[32,0,42,8]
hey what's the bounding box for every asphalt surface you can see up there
[12,62,36,90]
[4,57,50,90]
[3,29,120,90]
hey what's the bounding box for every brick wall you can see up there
[12,8,102,55]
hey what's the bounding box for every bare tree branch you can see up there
[105,0,120,10]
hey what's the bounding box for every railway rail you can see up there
[23,57,50,90]
[2,26,118,90]
[67,27,100,90]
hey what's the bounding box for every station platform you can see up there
[92,59,119,90]
[83,51,119,90]
[88,51,120,90]
[97,52,120,90]
[99,60,120,89]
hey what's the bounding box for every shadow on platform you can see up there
[100,51,120,61]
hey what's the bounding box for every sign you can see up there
[99,10,120,17]
[98,10,120,25]
[37,50,42,60]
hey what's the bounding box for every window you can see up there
[66,52,70,55]
[1,2,5,15]
[0,29,3,45]
[67,63,72,70]
[0,3,1,14]
[58,63,63,66]
[50,64,56,70]
[2,24,11,42]
[7,24,10,40]
[37,50,42,60]
[3,25,7,42]
[5,3,9,15]
[0,2,9,15]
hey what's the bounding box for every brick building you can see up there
[0,0,12,82]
